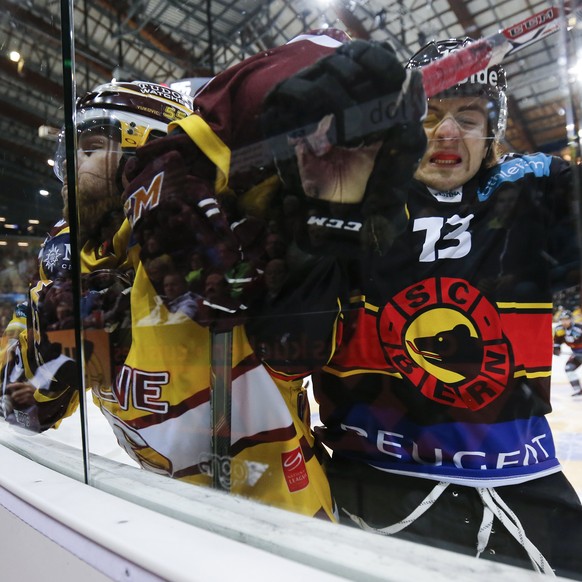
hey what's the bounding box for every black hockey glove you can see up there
[122,131,266,329]
[261,40,427,255]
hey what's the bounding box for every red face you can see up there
[414,96,489,192]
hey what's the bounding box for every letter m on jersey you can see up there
[124,171,164,227]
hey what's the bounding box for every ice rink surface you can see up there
[545,352,582,498]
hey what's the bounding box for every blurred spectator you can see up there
[47,301,75,330]
[0,258,26,293]
[264,258,287,300]
[185,251,207,295]
[144,254,174,294]
[163,271,201,321]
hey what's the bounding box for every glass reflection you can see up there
[88,6,582,579]
[0,4,82,460]
[1,1,582,580]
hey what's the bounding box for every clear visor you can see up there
[430,85,507,140]
[54,119,120,182]
[53,108,167,182]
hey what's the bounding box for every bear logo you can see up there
[407,323,484,380]
[379,277,513,409]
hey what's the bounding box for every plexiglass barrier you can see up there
[0,0,86,477]
[1,0,582,579]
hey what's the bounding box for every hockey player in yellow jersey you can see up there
[1,78,336,520]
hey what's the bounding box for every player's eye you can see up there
[78,135,110,156]
[423,114,440,128]
[456,115,483,130]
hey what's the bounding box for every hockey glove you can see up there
[261,40,427,255]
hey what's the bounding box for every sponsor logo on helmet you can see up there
[458,67,500,88]
[438,46,501,88]
[135,81,192,109]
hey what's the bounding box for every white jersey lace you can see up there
[342,481,555,576]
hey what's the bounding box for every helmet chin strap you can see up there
[485,138,494,161]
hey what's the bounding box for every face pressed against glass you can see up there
[423,97,489,135]
[60,125,123,242]
[413,96,490,192]
[77,127,119,159]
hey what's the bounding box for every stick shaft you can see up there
[210,329,233,491]
[421,6,563,98]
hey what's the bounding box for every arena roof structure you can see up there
[0,0,580,230]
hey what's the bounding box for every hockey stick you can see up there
[210,328,233,492]
[420,6,566,98]
[343,5,576,145]
[264,6,574,163]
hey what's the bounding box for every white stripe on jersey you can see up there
[97,363,294,475]
[231,364,294,439]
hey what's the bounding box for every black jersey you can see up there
[313,152,576,486]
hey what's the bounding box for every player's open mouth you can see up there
[430,153,462,165]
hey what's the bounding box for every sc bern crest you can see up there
[379,277,513,410]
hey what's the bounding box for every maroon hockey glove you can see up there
[262,40,426,152]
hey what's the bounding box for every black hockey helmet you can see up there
[54,81,193,181]
[407,37,508,140]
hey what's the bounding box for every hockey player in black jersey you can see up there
[259,37,582,578]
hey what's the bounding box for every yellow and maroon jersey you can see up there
[106,30,352,518]
[171,30,350,198]
[554,322,582,354]
[91,258,335,518]
[4,217,336,519]
[1,218,134,428]
[3,33,351,518]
